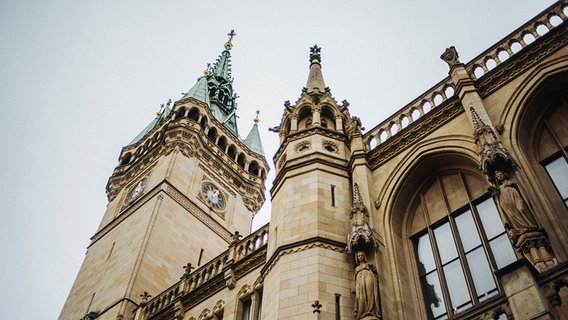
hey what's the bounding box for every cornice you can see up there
[106,122,267,208]
[260,237,346,278]
[271,154,350,196]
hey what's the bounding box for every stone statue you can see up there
[354,251,381,320]
[493,170,539,235]
[492,170,556,272]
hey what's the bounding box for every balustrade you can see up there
[364,1,567,152]
[142,224,269,317]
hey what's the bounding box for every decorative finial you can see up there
[183,263,194,277]
[225,29,236,50]
[440,46,460,67]
[309,45,322,65]
[204,63,211,75]
[311,300,323,314]
[254,110,260,123]
[140,291,152,305]
[156,103,164,116]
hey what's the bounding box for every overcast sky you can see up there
[0,1,556,318]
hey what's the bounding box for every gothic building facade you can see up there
[60,2,568,319]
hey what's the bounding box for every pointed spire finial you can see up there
[306,45,326,94]
[225,29,236,50]
[309,45,322,65]
[470,107,487,134]
[254,110,260,123]
[204,63,211,75]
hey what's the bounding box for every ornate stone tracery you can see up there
[347,183,379,253]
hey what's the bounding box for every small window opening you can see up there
[331,185,336,206]
[335,294,341,320]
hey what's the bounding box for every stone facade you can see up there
[60,2,568,320]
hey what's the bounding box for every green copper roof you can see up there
[128,104,171,145]
[243,122,264,156]
[181,76,210,104]
[180,31,239,137]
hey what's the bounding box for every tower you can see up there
[263,46,375,319]
[59,33,269,320]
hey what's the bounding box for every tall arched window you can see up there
[410,170,517,319]
[536,96,568,207]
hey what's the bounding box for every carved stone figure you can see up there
[354,251,381,320]
[494,170,539,234]
[492,170,556,272]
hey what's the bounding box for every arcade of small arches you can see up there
[365,84,456,151]
[118,105,266,179]
[281,104,346,137]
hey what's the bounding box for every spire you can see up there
[211,30,235,80]
[128,100,172,145]
[306,45,327,94]
[180,30,239,136]
[244,110,265,155]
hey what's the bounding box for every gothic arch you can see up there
[374,135,479,318]
[499,57,568,259]
[297,105,312,130]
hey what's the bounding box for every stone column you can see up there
[497,260,555,319]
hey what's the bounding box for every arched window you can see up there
[410,170,516,319]
[536,96,568,207]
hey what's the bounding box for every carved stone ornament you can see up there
[470,107,516,182]
[440,46,461,66]
[346,116,364,137]
[347,183,380,253]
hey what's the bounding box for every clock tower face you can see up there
[126,177,147,204]
[201,183,225,210]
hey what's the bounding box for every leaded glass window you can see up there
[411,172,517,319]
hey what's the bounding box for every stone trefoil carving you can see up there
[346,183,379,253]
[471,108,556,272]
[354,251,381,320]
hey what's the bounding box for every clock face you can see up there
[127,178,147,204]
[201,183,225,210]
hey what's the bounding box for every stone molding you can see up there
[261,237,346,278]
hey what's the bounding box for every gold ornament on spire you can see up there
[254,110,260,123]
[225,29,236,50]
[203,63,211,75]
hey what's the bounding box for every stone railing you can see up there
[142,224,270,318]
[363,0,568,151]
[363,78,455,150]
[466,1,567,80]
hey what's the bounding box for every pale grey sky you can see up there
[0,0,555,318]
